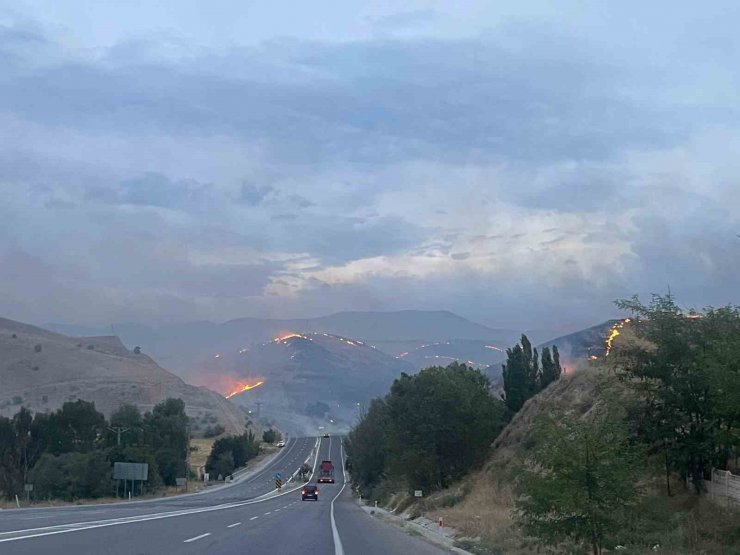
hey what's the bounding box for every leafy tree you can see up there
[143,399,189,485]
[503,334,547,413]
[539,346,562,389]
[206,430,260,479]
[44,400,106,455]
[262,429,281,444]
[108,404,144,446]
[348,363,506,495]
[615,294,740,492]
[345,398,390,491]
[515,403,642,555]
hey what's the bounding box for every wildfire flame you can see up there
[273,333,306,343]
[605,318,631,357]
[225,380,265,399]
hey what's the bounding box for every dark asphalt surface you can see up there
[0,436,451,554]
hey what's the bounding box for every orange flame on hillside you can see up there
[225,380,264,399]
[605,318,631,357]
[273,333,306,342]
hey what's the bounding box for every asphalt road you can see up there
[0,436,451,554]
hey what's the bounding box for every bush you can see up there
[262,429,281,444]
[34,344,42,353]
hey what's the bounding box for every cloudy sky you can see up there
[1,1,738,332]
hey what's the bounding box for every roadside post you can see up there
[275,472,282,490]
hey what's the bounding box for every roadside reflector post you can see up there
[438,517,443,534]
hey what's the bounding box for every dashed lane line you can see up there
[184,533,211,543]
[227,522,241,528]
[249,516,259,521]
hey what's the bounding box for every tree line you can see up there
[514,294,740,555]
[502,336,562,413]
[0,398,189,501]
[345,362,507,499]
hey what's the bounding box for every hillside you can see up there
[0,317,247,435]
[191,332,416,432]
[44,310,523,378]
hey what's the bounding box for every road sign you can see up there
[176,478,187,487]
[113,462,149,481]
[414,490,422,497]
[275,479,282,490]
[24,484,33,492]
[274,472,282,480]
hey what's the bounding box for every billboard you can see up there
[113,462,149,481]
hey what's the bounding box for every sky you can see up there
[1,1,739,333]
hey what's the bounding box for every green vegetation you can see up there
[0,398,190,501]
[615,294,740,493]
[346,362,506,499]
[262,428,282,444]
[205,430,261,479]
[515,403,643,555]
[502,334,562,413]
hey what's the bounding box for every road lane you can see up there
[0,436,315,534]
[0,435,453,554]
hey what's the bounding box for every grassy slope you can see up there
[407,355,740,554]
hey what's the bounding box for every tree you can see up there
[108,404,143,447]
[503,334,548,413]
[43,400,106,455]
[515,403,642,555]
[347,362,506,495]
[539,346,562,390]
[143,399,189,485]
[614,294,740,492]
[262,429,281,444]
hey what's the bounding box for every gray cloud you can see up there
[0,4,739,332]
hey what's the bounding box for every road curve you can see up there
[0,436,452,554]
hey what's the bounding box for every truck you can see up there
[318,460,335,483]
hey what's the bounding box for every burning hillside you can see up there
[225,380,264,399]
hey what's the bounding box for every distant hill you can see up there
[538,319,623,361]
[0,317,247,435]
[45,310,524,378]
[192,332,416,419]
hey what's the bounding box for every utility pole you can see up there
[107,426,130,446]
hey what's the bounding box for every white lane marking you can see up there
[249,516,258,521]
[330,439,347,555]
[0,439,323,545]
[184,533,211,543]
[264,511,271,515]
[227,522,241,528]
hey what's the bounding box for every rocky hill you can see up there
[0,317,247,435]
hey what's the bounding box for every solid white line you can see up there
[330,439,347,555]
[184,533,211,543]
[227,522,241,528]
[249,516,258,521]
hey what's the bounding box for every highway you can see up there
[0,436,451,554]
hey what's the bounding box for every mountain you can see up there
[45,310,523,378]
[0,317,247,435]
[190,332,416,430]
[396,339,507,376]
[538,319,623,361]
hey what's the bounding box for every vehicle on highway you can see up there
[301,484,318,501]
[318,460,335,483]
[276,440,285,447]
[323,432,330,438]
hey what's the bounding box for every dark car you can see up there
[323,432,330,438]
[302,485,318,501]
